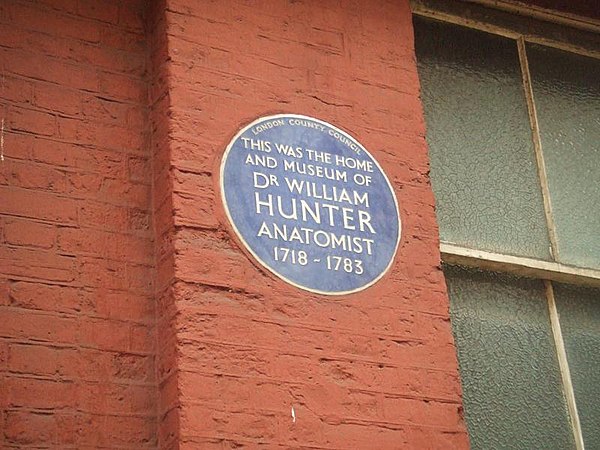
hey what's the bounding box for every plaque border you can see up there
[219,113,401,296]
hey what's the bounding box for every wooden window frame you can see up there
[411,1,600,448]
[412,0,600,288]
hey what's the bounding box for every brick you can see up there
[100,177,150,208]
[68,146,126,177]
[78,200,128,230]
[158,407,180,449]
[129,208,151,232]
[0,246,76,282]
[179,405,281,442]
[57,227,119,258]
[111,353,155,381]
[82,95,131,124]
[4,48,99,91]
[0,132,32,161]
[94,122,146,153]
[115,233,153,265]
[177,311,333,356]
[153,168,173,212]
[129,155,151,182]
[103,415,156,447]
[100,26,146,52]
[95,290,154,323]
[118,0,146,31]
[29,138,103,170]
[35,0,78,14]
[4,218,56,249]
[56,116,145,152]
[55,412,79,446]
[0,339,8,368]
[79,257,128,290]
[77,381,155,416]
[127,263,154,294]
[157,370,178,412]
[179,372,291,411]
[4,410,56,445]
[175,247,265,290]
[0,186,78,225]
[173,191,220,229]
[77,317,130,352]
[7,343,76,377]
[64,171,104,197]
[98,70,146,104]
[127,105,147,129]
[0,75,33,104]
[9,281,92,314]
[34,83,82,116]
[72,412,107,446]
[317,422,412,449]
[9,107,56,136]
[130,324,155,354]
[0,276,7,306]
[381,395,463,428]
[7,376,75,410]
[0,159,67,193]
[9,1,100,43]
[110,383,155,415]
[77,41,146,74]
[70,348,113,381]
[77,0,120,24]
[0,308,78,344]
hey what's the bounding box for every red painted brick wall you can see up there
[1,0,468,448]
[0,1,157,447]
[155,0,469,448]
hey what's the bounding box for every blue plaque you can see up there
[220,114,401,295]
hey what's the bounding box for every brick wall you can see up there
[156,0,469,448]
[0,1,156,447]
[0,0,468,448]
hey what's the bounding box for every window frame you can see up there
[411,1,600,448]
[412,0,600,288]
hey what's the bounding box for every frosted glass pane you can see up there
[527,44,600,269]
[414,18,551,259]
[446,266,574,450]
[554,283,600,448]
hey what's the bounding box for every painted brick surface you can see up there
[1,0,468,448]
[155,0,469,448]
[147,0,180,447]
[0,1,156,448]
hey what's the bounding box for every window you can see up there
[413,1,600,448]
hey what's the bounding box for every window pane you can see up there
[527,44,600,270]
[445,266,574,450]
[414,17,551,260]
[554,283,600,448]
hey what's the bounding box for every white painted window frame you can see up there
[411,1,600,448]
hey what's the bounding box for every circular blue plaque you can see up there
[220,114,401,295]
